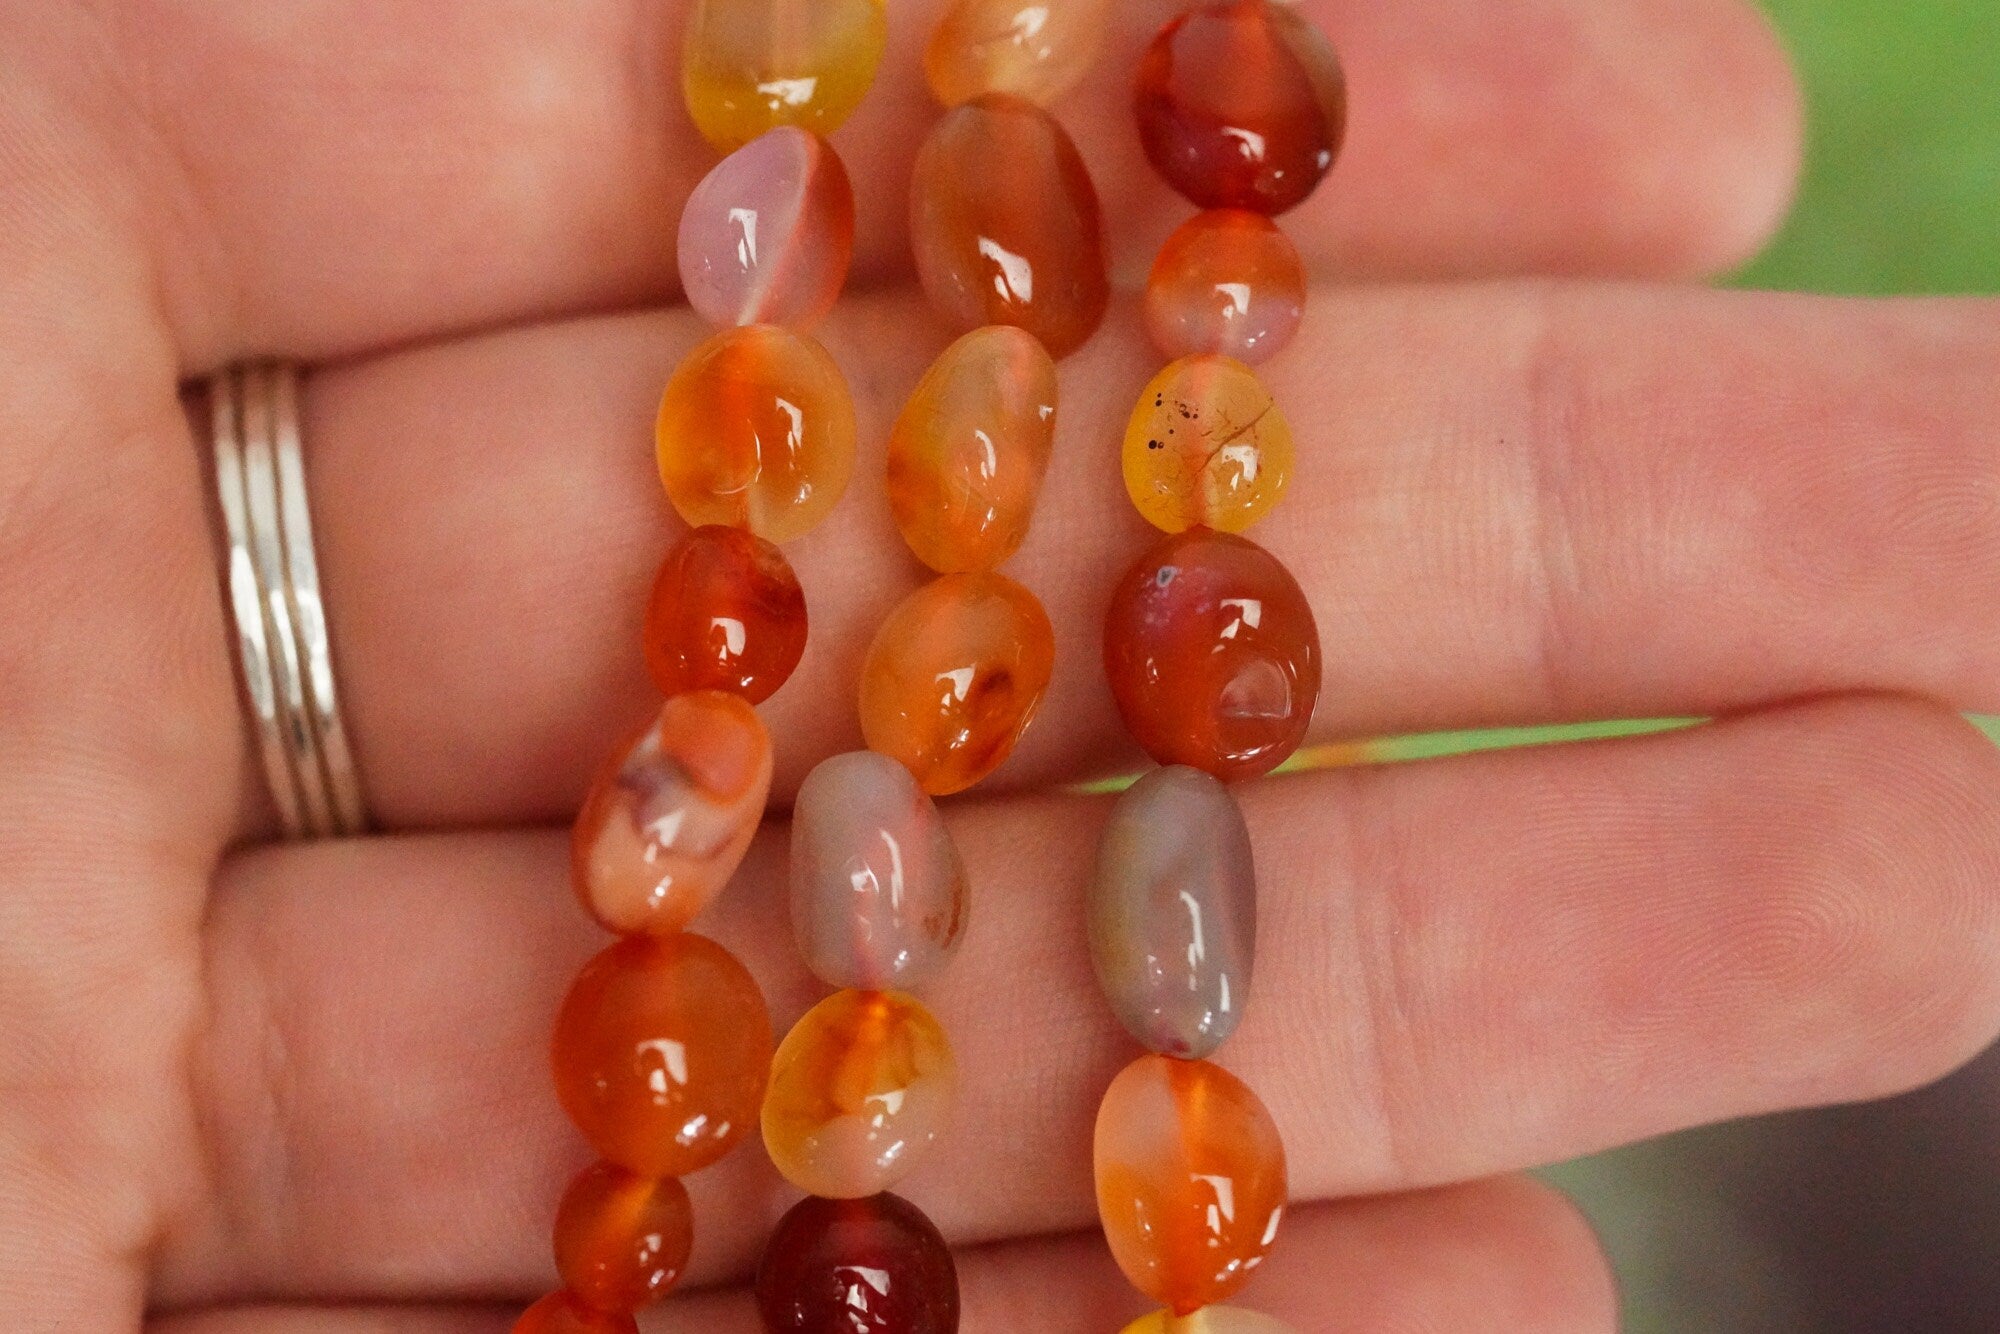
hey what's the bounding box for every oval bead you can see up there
[859,572,1055,795]
[1135,0,1348,215]
[1145,210,1306,364]
[755,1193,961,1334]
[924,0,1113,108]
[513,1292,638,1334]
[887,325,1059,573]
[681,0,887,151]
[678,127,855,331]
[571,692,773,935]
[910,94,1110,358]
[1123,354,1294,534]
[553,933,774,1178]
[644,526,808,704]
[1090,766,1256,1059]
[762,989,957,1199]
[1095,1055,1288,1315]
[792,751,970,991]
[1121,1308,1299,1334]
[553,1163,693,1313]
[1104,529,1320,782]
[656,324,856,543]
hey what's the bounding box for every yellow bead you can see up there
[682,0,888,151]
[1123,354,1294,534]
[925,0,1113,108]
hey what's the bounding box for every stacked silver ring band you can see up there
[211,363,368,839]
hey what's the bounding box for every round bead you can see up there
[571,692,773,936]
[1121,1308,1299,1334]
[755,1193,961,1334]
[1123,354,1294,534]
[656,324,856,543]
[1095,1055,1288,1315]
[762,989,957,1199]
[513,1292,638,1334]
[1135,0,1348,215]
[1104,530,1320,782]
[1145,210,1306,364]
[678,127,855,332]
[644,526,808,704]
[910,94,1110,358]
[887,325,1059,573]
[681,0,887,152]
[859,572,1055,795]
[1091,766,1257,1060]
[924,0,1113,108]
[553,934,774,1178]
[553,1163,694,1313]
[791,751,970,991]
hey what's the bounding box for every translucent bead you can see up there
[553,934,773,1178]
[761,989,957,1199]
[910,94,1109,358]
[756,1193,961,1334]
[1145,210,1306,364]
[1091,766,1256,1059]
[1135,0,1347,215]
[1103,530,1320,782]
[644,526,808,705]
[887,325,1059,573]
[1123,355,1294,534]
[682,0,888,152]
[656,324,856,543]
[571,692,773,936]
[858,572,1055,795]
[678,127,855,332]
[924,0,1113,108]
[514,1291,638,1334]
[553,1163,693,1313]
[792,751,970,991]
[1121,1308,1299,1334]
[1095,1055,1288,1315]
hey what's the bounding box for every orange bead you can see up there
[1123,355,1294,534]
[925,0,1113,107]
[682,0,887,151]
[1094,1055,1288,1315]
[887,326,1059,573]
[553,934,774,1178]
[572,692,773,936]
[762,990,957,1198]
[1145,210,1306,365]
[656,324,856,543]
[644,526,808,704]
[859,572,1055,795]
[553,1163,694,1313]
[514,1292,637,1334]
[910,94,1110,358]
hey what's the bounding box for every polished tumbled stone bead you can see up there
[678,127,855,332]
[682,0,887,151]
[924,0,1113,108]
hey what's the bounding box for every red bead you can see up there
[755,1193,960,1333]
[553,1162,694,1313]
[645,525,809,703]
[1103,529,1320,781]
[1135,0,1347,215]
[514,1292,638,1334]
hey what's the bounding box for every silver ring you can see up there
[210,363,369,838]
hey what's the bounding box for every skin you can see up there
[4,0,2000,1330]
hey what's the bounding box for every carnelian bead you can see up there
[553,1163,694,1313]
[644,526,808,703]
[887,325,1059,573]
[682,0,887,152]
[756,1193,961,1333]
[910,94,1110,358]
[1095,1055,1288,1315]
[925,0,1112,108]
[656,324,856,543]
[1145,210,1306,364]
[1103,529,1320,782]
[1121,1308,1298,1334]
[858,572,1055,795]
[678,127,855,331]
[513,1292,637,1334]
[1123,355,1294,534]
[1135,0,1347,215]
[552,933,774,1178]
[762,989,957,1199]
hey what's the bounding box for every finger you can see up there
[289,286,2000,831]
[163,696,2000,1304]
[50,0,1795,365]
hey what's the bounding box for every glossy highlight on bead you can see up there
[554,1163,694,1313]
[1124,354,1295,534]
[756,1192,961,1333]
[924,0,1113,108]
[679,127,856,331]
[682,0,888,151]
[645,526,808,704]
[1145,210,1306,364]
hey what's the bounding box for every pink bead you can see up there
[678,127,855,331]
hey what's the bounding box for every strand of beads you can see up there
[1092,4,1347,1332]
[515,5,883,1331]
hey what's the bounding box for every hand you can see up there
[4,1,1996,1330]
